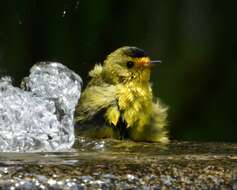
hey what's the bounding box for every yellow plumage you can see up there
[75,46,169,143]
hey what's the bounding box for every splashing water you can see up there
[0,62,82,152]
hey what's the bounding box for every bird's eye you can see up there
[126,61,134,69]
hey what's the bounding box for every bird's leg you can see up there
[117,115,128,140]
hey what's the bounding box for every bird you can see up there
[75,46,169,143]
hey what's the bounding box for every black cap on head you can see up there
[123,46,148,58]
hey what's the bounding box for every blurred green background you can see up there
[0,0,236,141]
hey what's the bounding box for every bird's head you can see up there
[102,46,161,84]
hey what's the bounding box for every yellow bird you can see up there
[75,46,169,143]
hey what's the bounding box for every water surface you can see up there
[0,139,237,189]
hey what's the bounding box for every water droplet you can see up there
[48,178,57,186]
[39,184,46,189]
[16,15,23,25]
[75,1,80,9]
[62,10,67,18]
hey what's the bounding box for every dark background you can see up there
[0,0,236,141]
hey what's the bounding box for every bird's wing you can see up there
[128,100,169,143]
[75,85,117,122]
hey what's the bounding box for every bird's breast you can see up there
[115,82,153,128]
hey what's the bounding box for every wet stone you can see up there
[0,141,236,189]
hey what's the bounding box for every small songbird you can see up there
[75,46,169,143]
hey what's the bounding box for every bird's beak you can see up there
[150,60,162,65]
[135,57,162,67]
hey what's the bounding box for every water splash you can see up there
[0,62,82,152]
